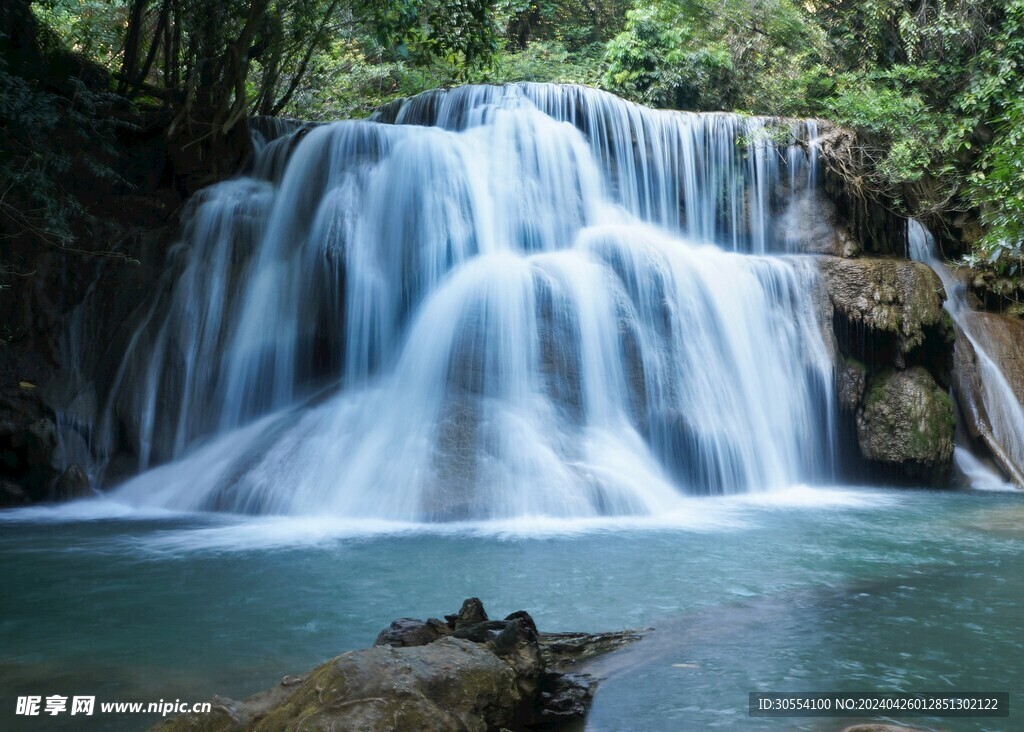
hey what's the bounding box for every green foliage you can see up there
[823,69,956,202]
[0,59,128,249]
[424,0,498,66]
[969,97,1024,266]
[32,0,125,72]
[958,0,1024,268]
[496,0,628,51]
[601,0,820,114]
[12,0,1024,278]
[282,37,602,121]
[476,39,602,85]
[602,3,732,110]
[279,44,451,121]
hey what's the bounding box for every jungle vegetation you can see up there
[2,0,1023,272]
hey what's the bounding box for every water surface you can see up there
[2,486,1021,730]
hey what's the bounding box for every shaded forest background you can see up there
[2,0,1024,302]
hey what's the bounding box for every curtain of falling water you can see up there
[93,83,837,519]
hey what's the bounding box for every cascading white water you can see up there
[100,83,838,519]
[908,220,1024,488]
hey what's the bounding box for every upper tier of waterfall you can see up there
[93,83,837,519]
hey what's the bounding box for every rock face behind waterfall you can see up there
[814,256,956,481]
[952,312,1024,484]
[955,313,1024,404]
[154,599,641,732]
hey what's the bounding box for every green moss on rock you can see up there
[155,638,523,732]
[815,256,948,355]
[856,367,955,466]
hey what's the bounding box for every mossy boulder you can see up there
[856,367,954,470]
[154,599,641,732]
[815,256,947,360]
[153,638,522,732]
[812,256,958,483]
[255,638,523,732]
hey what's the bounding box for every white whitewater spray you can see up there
[101,84,836,519]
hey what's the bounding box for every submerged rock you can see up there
[154,599,641,732]
[857,367,954,471]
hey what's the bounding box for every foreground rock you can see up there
[154,599,642,732]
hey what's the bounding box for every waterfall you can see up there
[97,83,837,519]
[908,219,1024,488]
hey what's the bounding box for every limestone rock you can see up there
[537,629,647,668]
[953,323,990,447]
[154,599,641,732]
[374,617,450,648]
[538,672,594,720]
[446,597,489,628]
[959,311,1024,404]
[772,191,861,257]
[153,640,521,732]
[260,638,521,732]
[857,367,954,467]
[815,256,947,359]
[836,357,867,411]
[54,464,90,501]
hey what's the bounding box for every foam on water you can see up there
[1,485,896,554]
[954,447,1018,492]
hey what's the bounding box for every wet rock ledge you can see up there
[812,255,956,483]
[154,599,642,732]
